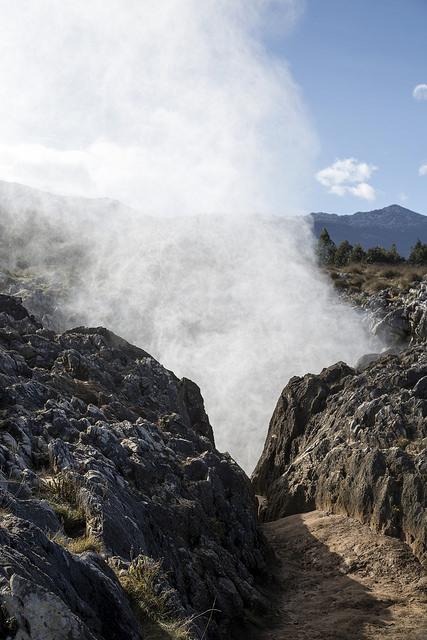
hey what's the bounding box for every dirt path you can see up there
[255,511,427,640]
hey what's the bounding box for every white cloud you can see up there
[413,84,427,101]
[419,164,427,176]
[350,182,376,201]
[316,158,377,201]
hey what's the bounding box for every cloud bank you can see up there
[316,158,377,201]
[419,164,427,176]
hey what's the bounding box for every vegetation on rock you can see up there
[116,556,194,640]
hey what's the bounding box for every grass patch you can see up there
[326,263,427,295]
[39,472,86,538]
[51,532,103,555]
[0,507,12,522]
[116,556,194,640]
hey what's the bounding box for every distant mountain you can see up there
[309,204,427,257]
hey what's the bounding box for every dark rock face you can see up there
[0,518,140,640]
[352,281,427,345]
[0,295,267,639]
[252,349,427,566]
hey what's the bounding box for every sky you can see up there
[0,1,425,216]
[272,0,427,214]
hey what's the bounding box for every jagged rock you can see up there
[252,347,427,566]
[372,308,410,342]
[355,352,381,370]
[0,516,139,640]
[0,295,267,639]
[349,279,427,345]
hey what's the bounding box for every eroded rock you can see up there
[0,295,267,639]
[253,347,427,566]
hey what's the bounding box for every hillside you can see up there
[310,204,427,256]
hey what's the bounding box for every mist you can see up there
[0,1,381,470]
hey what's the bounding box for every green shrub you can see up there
[334,240,353,266]
[409,239,427,265]
[366,245,404,264]
[349,244,366,264]
[316,228,336,266]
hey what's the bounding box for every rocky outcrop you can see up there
[252,347,427,566]
[0,294,267,639]
[0,270,70,332]
[353,280,427,345]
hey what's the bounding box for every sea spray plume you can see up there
[70,214,383,470]
[69,212,383,470]
[0,2,381,470]
[0,183,382,470]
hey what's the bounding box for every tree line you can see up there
[317,228,427,267]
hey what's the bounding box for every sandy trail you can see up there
[253,511,427,640]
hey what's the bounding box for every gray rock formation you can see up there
[0,294,267,639]
[353,280,427,345]
[252,347,427,567]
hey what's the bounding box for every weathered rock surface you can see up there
[0,294,267,639]
[252,346,427,566]
[352,280,427,345]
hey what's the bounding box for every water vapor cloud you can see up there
[0,0,314,216]
[0,2,381,470]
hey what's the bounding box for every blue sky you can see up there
[269,0,427,214]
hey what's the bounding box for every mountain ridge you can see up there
[309,204,427,256]
[0,179,425,257]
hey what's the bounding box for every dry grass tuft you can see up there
[116,555,194,640]
[39,472,86,537]
[51,532,103,555]
[66,534,103,554]
[327,263,427,295]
